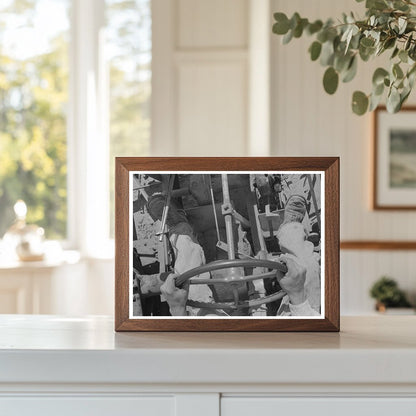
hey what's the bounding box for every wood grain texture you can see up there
[115,157,340,332]
[324,157,340,331]
[115,159,130,330]
[341,241,416,250]
[373,106,416,210]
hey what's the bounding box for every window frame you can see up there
[67,0,111,257]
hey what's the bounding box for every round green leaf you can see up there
[307,20,323,35]
[393,63,404,79]
[352,91,369,115]
[334,52,352,73]
[373,82,384,96]
[384,37,396,50]
[393,0,410,11]
[342,56,357,83]
[400,88,411,107]
[320,41,335,66]
[359,44,375,62]
[273,13,290,35]
[387,88,401,113]
[399,50,408,63]
[317,30,328,43]
[309,41,322,61]
[282,29,293,44]
[360,37,375,48]
[323,67,339,95]
[367,0,388,11]
[372,68,389,86]
[369,92,383,112]
[290,12,301,30]
[391,47,399,59]
[293,18,308,38]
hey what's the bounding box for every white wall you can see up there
[79,0,416,316]
[270,0,416,313]
[50,259,114,316]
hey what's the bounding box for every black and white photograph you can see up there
[130,172,324,318]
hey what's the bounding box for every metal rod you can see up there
[307,174,321,232]
[231,210,251,228]
[253,202,267,252]
[221,174,236,260]
[248,175,267,252]
[187,270,279,285]
[186,290,286,310]
[158,174,175,242]
[175,258,287,287]
[209,175,221,242]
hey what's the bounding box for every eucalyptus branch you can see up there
[272,0,416,115]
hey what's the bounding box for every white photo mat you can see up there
[129,171,325,320]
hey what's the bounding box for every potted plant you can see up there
[369,276,414,313]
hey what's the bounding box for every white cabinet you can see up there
[3,396,416,416]
[222,398,416,416]
[1,397,175,416]
[0,316,415,416]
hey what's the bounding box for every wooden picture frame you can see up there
[373,106,416,210]
[115,157,339,332]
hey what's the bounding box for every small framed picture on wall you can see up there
[374,106,416,209]
[115,157,339,332]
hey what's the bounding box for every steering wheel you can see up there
[174,258,288,311]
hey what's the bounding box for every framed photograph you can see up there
[374,106,416,209]
[115,157,339,332]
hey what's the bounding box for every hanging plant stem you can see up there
[272,0,416,115]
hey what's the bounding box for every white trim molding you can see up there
[69,0,110,256]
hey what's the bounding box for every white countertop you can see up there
[0,315,415,387]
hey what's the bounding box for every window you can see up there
[0,0,151,251]
[0,0,70,239]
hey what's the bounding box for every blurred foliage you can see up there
[0,2,68,238]
[370,276,412,307]
[0,0,151,239]
[273,0,416,115]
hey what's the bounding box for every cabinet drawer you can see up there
[221,397,416,416]
[0,396,174,416]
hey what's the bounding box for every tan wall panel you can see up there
[177,0,248,49]
[177,61,247,156]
